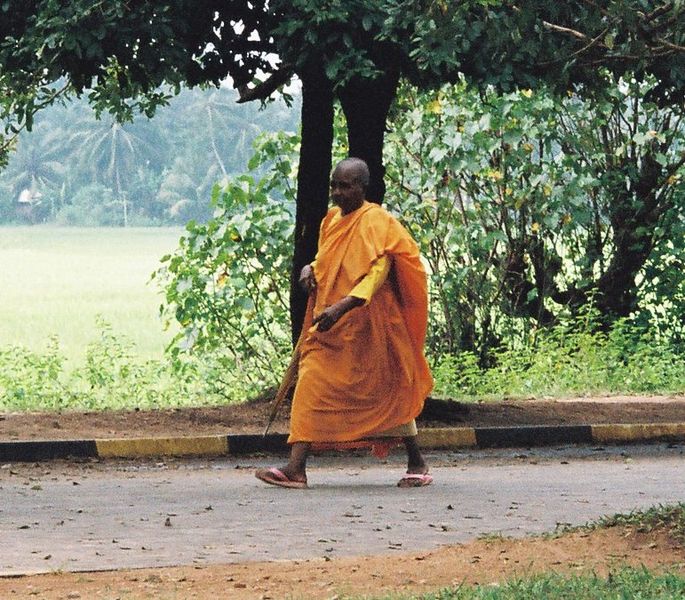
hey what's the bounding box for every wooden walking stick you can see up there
[264,283,315,436]
[263,336,302,436]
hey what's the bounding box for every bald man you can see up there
[256,158,434,489]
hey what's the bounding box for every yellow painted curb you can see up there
[96,435,228,458]
[417,427,477,449]
[592,422,685,443]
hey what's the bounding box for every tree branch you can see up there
[510,5,590,41]
[655,37,685,52]
[236,63,295,103]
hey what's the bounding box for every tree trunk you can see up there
[289,71,400,341]
[289,69,335,343]
[552,154,668,325]
[338,72,400,204]
[595,194,662,319]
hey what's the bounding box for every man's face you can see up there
[330,165,365,214]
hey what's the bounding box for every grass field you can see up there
[0,226,183,365]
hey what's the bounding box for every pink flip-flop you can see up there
[397,472,433,488]
[255,467,308,489]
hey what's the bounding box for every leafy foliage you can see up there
[0,337,71,410]
[0,320,241,412]
[431,314,685,400]
[383,77,685,358]
[150,86,685,401]
[389,0,685,100]
[155,131,299,393]
[2,1,683,184]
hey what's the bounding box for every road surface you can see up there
[1,443,683,575]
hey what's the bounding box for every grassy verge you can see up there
[575,503,685,546]
[0,324,255,411]
[378,504,685,600]
[3,319,685,411]
[415,568,685,600]
[432,319,685,400]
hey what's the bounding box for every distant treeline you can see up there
[0,87,299,226]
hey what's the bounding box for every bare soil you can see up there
[1,393,685,441]
[1,524,683,599]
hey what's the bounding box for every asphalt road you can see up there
[1,443,683,575]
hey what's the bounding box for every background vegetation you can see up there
[3,72,685,412]
[155,76,685,404]
[0,87,298,227]
[1,3,685,411]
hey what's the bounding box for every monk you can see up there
[256,157,433,489]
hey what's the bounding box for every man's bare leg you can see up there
[255,442,310,487]
[280,441,311,482]
[398,436,432,487]
[403,436,428,474]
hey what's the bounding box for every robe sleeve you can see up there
[348,255,390,305]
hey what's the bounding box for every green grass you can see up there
[362,505,685,600]
[414,568,685,599]
[578,503,685,546]
[0,226,182,364]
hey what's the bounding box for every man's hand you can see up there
[299,264,317,295]
[313,296,364,332]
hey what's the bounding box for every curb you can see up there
[1,423,685,462]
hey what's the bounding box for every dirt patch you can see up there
[1,525,683,599]
[1,394,685,441]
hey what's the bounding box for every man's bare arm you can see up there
[312,296,364,332]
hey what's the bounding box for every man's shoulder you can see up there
[322,206,341,226]
[361,201,392,219]
[361,201,403,227]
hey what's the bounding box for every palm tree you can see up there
[167,88,263,182]
[68,114,162,226]
[1,123,66,220]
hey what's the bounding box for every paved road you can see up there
[1,444,683,575]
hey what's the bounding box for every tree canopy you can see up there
[4,2,684,171]
[394,1,685,99]
[2,0,684,337]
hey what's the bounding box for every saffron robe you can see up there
[288,201,433,444]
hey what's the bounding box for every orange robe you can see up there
[288,201,433,444]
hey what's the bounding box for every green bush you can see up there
[432,316,685,399]
[0,336,74,410]
[154,131,299,396]
[0,321,252,412]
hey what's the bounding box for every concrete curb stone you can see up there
[2,423,685,462]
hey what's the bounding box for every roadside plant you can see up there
[431,313,685,400]
[0,336,72,410]
[155,131,299,395]
[385,81,575,359]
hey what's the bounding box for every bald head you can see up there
[330,158,369,215]
[334,158,370,191]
